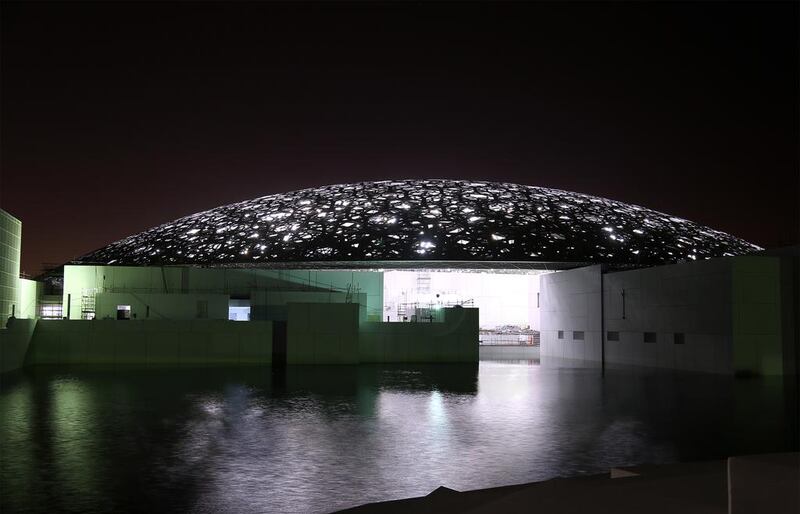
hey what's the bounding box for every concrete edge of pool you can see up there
[336,453,799,514]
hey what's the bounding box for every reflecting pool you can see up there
[1,361,796,513]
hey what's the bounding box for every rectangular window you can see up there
[557,330,564,340]
[116,305,131,320]
[573,331,584,341]
[644,332,657,343]
[228,306,251,321]
[674,333,685,345]
[607,331,620,341]
[197,300,208,319]
[40,304,63,319]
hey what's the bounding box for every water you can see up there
[1,361,796,513]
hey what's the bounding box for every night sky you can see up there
[2,1,797,276]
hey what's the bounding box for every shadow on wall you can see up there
[0,318,37,374]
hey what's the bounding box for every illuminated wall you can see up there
[94,292,230,320]
[26,319,273,365]
[18,278,40,319]
[539,265,603,362]
[540,255,796,375]
[0,209,22,326]
[62,265,383,321]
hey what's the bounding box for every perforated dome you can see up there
[74,180,761,268]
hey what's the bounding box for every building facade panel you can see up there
[0,210,22,327]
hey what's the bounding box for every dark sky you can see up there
[2,1,798,275]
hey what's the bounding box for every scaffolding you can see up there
[395,298,474,322]
[80,288,97,320]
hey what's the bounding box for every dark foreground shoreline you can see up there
[338,453,799,514]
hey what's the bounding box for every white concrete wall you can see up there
[26,319,272,365]
[13,303,476,367]
[0,210,21,327]
[540,256,792,375]
[285,304,478,364]
[95,292,230,321]
[287,303,360,364]
[539,265,603,363]
[251,290,366,322]
[731,256,785,375]
[360,307,479,363]
[603,258,734,374]
[0,318,37,373]
[17,278,39,319]
[63,265,384,321]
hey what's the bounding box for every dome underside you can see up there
[74,180,760,267]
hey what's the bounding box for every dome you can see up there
[74,180,761,268]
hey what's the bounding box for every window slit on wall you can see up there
[621,289,626,319]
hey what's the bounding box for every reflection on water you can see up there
[1,361,796,513]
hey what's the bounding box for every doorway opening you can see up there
[228,299,251,321]
[116,305,131,320]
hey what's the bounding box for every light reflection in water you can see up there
[0,361,796,514]
[50,378,106,512]
[0,380,35,508]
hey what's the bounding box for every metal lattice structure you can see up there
[73,180,761,268]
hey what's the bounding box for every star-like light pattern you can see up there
[74,180,761,267]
